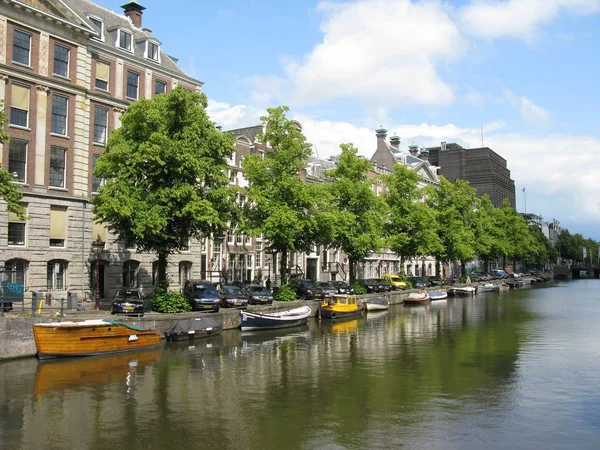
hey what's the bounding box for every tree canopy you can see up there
[93,87,237,285]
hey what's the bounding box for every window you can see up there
[123,260,139,288]
[10,84,30,127]
[8,207,26,246]
[13,29,31,65]
[155,80,166,95]
[256,242,262,267]
[147,42,159,61]
[179,261,192,285]
[47,260,67,291]
[118,30,132,51]
[5,259,27,286]
[49,147,66,188]
[236,233,243,245]
[126,71,139,99]
[95,61,109,91]
[227,232,234,245]
[89,17,104,40]
[92,154,104,193]
[49,206,67,247]
[93,105,108,144]
[51,94,68,135]
[8,139,27,183]
[53,44,69,77]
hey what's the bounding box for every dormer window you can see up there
[146,41,159,62]
[89,17,104,41]
[118,30,132,52]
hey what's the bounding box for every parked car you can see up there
[329,280,355,295]
[183,280,220,312]
[111,289,145,316]
[356,279,378,293]
[368,278,393,292]
[245,284,273,305]
[288,279,326,300]
[316,281,339,296]
[381,274,407,290]
[407,277,431,289]
[219,285,248,309]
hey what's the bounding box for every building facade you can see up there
[0,0,203,303]
[426,142,516,208]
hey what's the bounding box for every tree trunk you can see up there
[158,251,169,289]
[280,250,288,284]
[349,259,355,284]
[460,259,466,279]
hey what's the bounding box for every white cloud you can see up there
[206,100,264,129]
[460,0,600,42]
[253,0,466,108]
[504,89,552,128]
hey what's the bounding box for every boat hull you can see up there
[404,293,431,305]
[240,306,312,331]
[165,326,222,341]
[365,299,390,311]
[33,320,162,359]
[429,292,448,301]
[319,306,364,320]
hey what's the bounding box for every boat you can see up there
[429,291,448,301]
[447,286,477,297]
[32,348,161,396]
[477,283,500,293]
[32,319,162,360]
[403,292,431,305]
[164,317,223,341]
[364,297,390,311]
[240,305,312,331]
[319,294,364,320]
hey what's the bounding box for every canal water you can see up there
[1,280,600,449]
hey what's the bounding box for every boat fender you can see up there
[330,312,337,319]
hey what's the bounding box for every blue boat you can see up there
[240,305,312,331]
[429,291,448,301]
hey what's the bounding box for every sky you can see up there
[100,0,600,239]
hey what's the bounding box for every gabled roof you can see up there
[227,125,264,144]
[9,0,97,34]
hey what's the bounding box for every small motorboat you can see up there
[447,287,477,297]
[477,283,500,293]
[319,294,364,320]
[164,317,223,341]
[429,291,448,301]
[33,319,162,360]
[403,292,431,305]
[364,297,390,311]
[240,305,312,331]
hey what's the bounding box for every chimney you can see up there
[419,147,429,162]
[375,127,387,140]
[121,2,146,28]
[389,135,400,151]
[408,144,419,156]
[142,28,152,36]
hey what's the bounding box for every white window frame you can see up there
[49,146,67,189]
[256,242,262,267]
[155,79,167,95]
[92,154,105,193]
[8,222,26,246]
[126,70,139,100]
[53,43,70,78]
[47,260,67,291]
[51,93,69,136]
[13,29,31,66]
[88,16,105,41]
[145,41,160,62]
[117,29,133,52]
[93,105,109,145]
[8,139,28,184]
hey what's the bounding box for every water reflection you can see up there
[5,283,597,449]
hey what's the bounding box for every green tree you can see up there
[474,195,509,272]
[93,87,237,286]
[241,106,321,282]
[383,163,441,272]
[427,178,478,277]
[0,104,26,219]
[323,143,384,283]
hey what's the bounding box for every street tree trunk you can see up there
[158,251,169,289]
[280,249,288,284]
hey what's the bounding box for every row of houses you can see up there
[0,0,526,304]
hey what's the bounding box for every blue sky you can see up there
[101,0,600,239]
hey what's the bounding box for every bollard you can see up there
[31,292,38,317]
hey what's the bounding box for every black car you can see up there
[407,277,431,289]
[183,280,220,312]
[316,281,339,296]
[357,279,378,293]
[368,278,392,292]
[330,281,355,295]
[290,279,325,300]
[111,289,145,316]
[245,284,273,305]
[219,285,248,309]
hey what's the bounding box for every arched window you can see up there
[47,260,68,291]
[179,261,192,285]
[123,260,139,288]
[4,259,28,287]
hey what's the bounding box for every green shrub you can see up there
[352,281,366,295]
[274,284,296,301]
[151,290,191,313]
[405,281,413,289]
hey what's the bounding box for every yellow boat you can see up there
[319,294,364,320]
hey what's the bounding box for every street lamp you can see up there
[91,235,105,310]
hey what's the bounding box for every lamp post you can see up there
[91,236,105,310]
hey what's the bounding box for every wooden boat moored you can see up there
[403,292,431,305]
[164,317,223,341]
[364,297,390,311]
[240,305,312,331]
[319,294,364,320]
[33,319,162,360]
